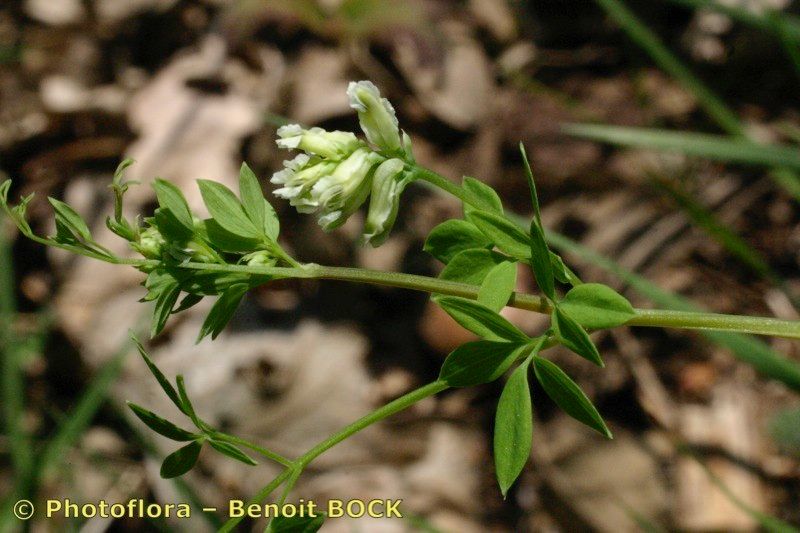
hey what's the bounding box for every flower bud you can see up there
[362,158,410,246]
[185,239,217,263]
[276,125,362,160]
[347,81,402,153]
[133,226,165,259]
[243,250,278,267]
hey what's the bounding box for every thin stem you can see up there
[626,309,800,339]
[298,380,449,468]
[122,259,800,339]
[411,166,471,204]
[220,380,449,532]
[209,432,293,467]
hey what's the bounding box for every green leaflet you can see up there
[151,280,181,337]
[127,402,197,441]
[153,179,194,233]
[559,283,635,329]
[533,357,612,438]
[424,219,493,263]
[478,261,517,312]
[238,163,267,232]
[48,198,92,242]
[160,440,202,479]
[208,440,257,466]
[462,176,504,216]
[552,307,604,367]
[176,375,202,429]
[550,252,582,286]
[262,199,280,241]
[529,220,555,300]
[197,283,249,341]
[439,340,527,387]
[434,296,528,342]
[467,210,532,260]
[198,179,262,240]
[440,248,508,285]
[494,358,533,497]
[203,219,261,253]
[133,335,186,414]
[239,163,280,240]
[519,143,541,222]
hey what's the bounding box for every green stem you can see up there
[298,380,449,468]
[122,259,800,339]
[220,380,449,531]
[411,166,800,340]
[626,309,800,338]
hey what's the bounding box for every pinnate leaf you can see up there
[48,198,92,242]
[151,281,181,337]
[238,163,266,231]
[132,335,184,412]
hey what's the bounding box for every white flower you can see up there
[347,81,402,153]
[310,147,382,230]
[276,125,362,159]
[271,154,337,213]
[271,81,415,241]
[362,158,410,246]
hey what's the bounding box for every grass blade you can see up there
[589,0,800,201]
[35,346,129,481]
[0,214,33,500]
[592,0,744,135]
[563,124,800,171]
[654,179,772,277]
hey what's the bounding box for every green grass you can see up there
[588,0,800,202]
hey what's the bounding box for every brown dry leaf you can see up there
[530,427,668,532]
[677,383,764,531]
[394,22,494,130]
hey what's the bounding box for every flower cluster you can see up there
[271,81,414,246]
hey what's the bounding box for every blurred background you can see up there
[2,0,800,531]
